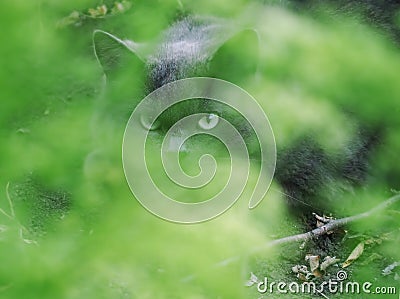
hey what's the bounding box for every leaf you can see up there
[244,272,259,287]
[364,232,394,245]
[305,254,322,277]
[111,1,132,15]
[292,265,308,274]
[297,273,308,281]
[305,254,320,272]
[57,11,82,28]
[342,242,364,268]
[320,256,340,271]
[88,5,108,18]
[359,253,383,266]
[382,261,400,276]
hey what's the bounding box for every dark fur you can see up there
[92,9,391,217]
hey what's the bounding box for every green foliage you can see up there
[0,1,399,298]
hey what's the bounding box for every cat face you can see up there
[93,16,261,157]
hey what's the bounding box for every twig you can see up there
[252,193,400,253]
[181,193,400,282]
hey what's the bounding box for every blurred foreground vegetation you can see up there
[0,0,399,298]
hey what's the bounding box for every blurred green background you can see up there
[0,0,399,298]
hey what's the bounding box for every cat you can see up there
[91,8,389,219]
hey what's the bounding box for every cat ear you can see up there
[208,28,260,85]
[93,30,147,77]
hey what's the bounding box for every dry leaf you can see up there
[342,242,364,268]
[313,269,323,278]
[292,265,308,274]
[88,5,108,18]
[320,256,340,271]
[305,254,320,272]
[359,253,382,266]
[111,1,132,15]
[57,11,82,28]
[382,261,400,276]
[297,273,308,281]
[245,272,259,287]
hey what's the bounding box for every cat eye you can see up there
[198,113,219,130]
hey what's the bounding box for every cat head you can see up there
[92,15,261,156]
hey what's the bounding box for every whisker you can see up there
[270,187,316,210]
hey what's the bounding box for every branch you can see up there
[251,193,400,253]
[181,193,400,282]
